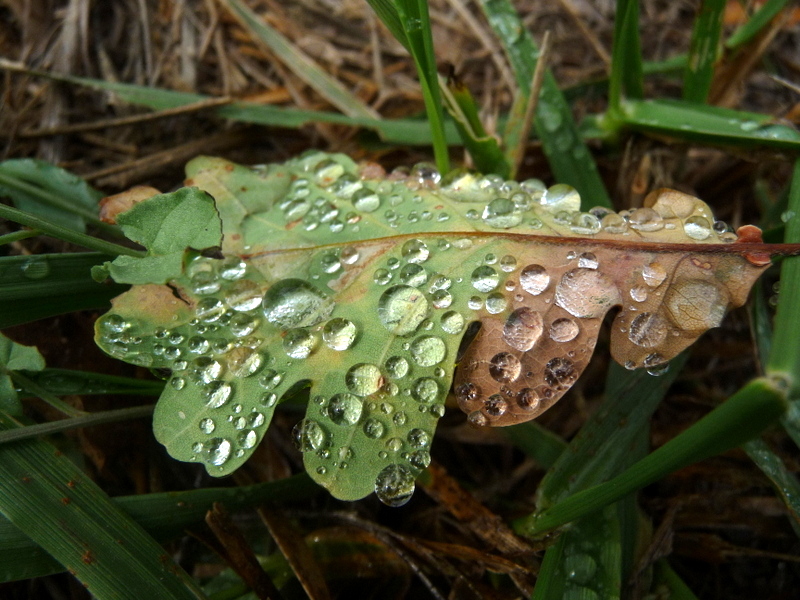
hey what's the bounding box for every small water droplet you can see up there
[555,269,621,319]
[520,264,550,295]
[544,357,577,389]
[482,197,522,228]
[327,393,363,425]
[642,263,667,287]
[570,213,601,235]
[399,263,428,287]
[489,352,522,382]
[386,356,410,379]
[564,553,598,585]
[485,292,507,314]
[204,380,233,408]
[351,188,381,212]
[219,256,247,280]
[549,318,579,342]
[516,388,540,411]
[263,279,333,329]
[322,317,357,350]
[363,418,386,438]
[226,347,264,377]
[471,266,499,292]
[577,252,598,269]
[170,376,186,390]
[601,213,628,233]
[630,285,648,302]
[199,418,215,434]
[205,438,232,466]
[192,357,224,383]
[628,207,664,232]
[283,328,317,359]
[542,184,581,212]
[259,369,283,390]
[401,239,430,264]
[440,311,465,334]
[412,377,439,403]
[196,298,226,322]
[21,257,50,279]
[345,363,383,396]
[410,336,446,367]
[683,215,712,240]
[293,419,328,452]
[483,394,508,416]
[229,313,259,337]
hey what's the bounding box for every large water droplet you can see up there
[219,256,247,280]
[555,269,621,319]
[322,317,357,350]
[407,428,430,448]
[375,464,415,507]
[628,312,669,347]
[386,356,410,378]
[399,264,428,287]
[192,357,224,383]
[630,285,648,302]
[345,363,383,396]
[412,377,439,403]
[628,207,664,232]
[485,293,507,314]
[378,285,429,335]
[226,347,264,377]
[489,352,522,382]
[503,307,544,351]
[520,264,550,295]
[238,429,257,449]
[21,257,50,279]
[352,188,381,212]
[100,314,131,334]
[549,318,579,342]
[482,197,522,228]
[229,313,259,337]
[196,298,226,322]
[471,266,499,292]
[363,418,385,439]
[205,438,232,466]
[664,279,728,333]
[542,184,581,212]
[327,393,363,425]
[642,263,667,287]
[263,279,333,329]
[570,213,601,235]
[283,328,317,359]
[410,336,446,367]
[199,418,216,434]
[683,216,712,240]
[293,419,328,452]
[204,380,233,408]
[440,311,465,334]
[544,357,577,389]
[401,239,430,264]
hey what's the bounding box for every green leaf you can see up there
[683,0,726,103]
[0,159,103,233]
[104,187,222,284]
[0,333,45,415]
[609,0,644,112]
[94,152,769,505]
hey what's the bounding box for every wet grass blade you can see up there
[619,99,800,151]
[725,0,791,50]
[683,0,726,103]
[743,438,800,535]
[0,412,206,597]
[608,0,643,113]
[477,0,612,209]
[0,473,318,582]
[219,0,378,120]
[0,253,128,328]
[21,368,164,397]
[518,377,788,535]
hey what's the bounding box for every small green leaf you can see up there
[0,333,45,415]
[105,187,222,284]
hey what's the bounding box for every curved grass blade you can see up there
[725,0,791,50]
[477,0,612,209]
[608,0,643,113]
[0,473,317,583]
[683,0,726,103]
[0,334,45,416]
[0,412,206,598]
[0,253,128,328]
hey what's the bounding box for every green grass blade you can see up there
[503,421,567,469]
[219,0,378,120]
[392,0,450,173]
[0,412,206,598]
[609,0,644,113]
[477,0,612,209]
[0,253,128,328]
[517,377,788,535]
[683,0,726,103]
[364,0,408,50]
[653,560,700,600]
[0,473,317,582]
[743,438,800,535]
[22,368,164,397]
[725,0,791,50]
[619,99,800,151]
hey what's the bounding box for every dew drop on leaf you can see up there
[630,285,648,302]
[544,357,577,389]
[374,464,415,507]
[549,317,580,342]
[258,369,283,390]
[229,313,259,337]
[485,292,507,314]
[401,239,430,264]
[664,279,728,333]
[204,380,233,408]
[187,336,210,354]
[385,356,410,378]
[238,430,257,449]
[519,264,550,295]
[412,377,439,403]
[628,312,669,347]
[408,450,431,469]
[542,184,581,212]
[363,418,386,438]
[219,257,247,280]
[199,418,215,434]
[642,263,667,288]
[262,279,333,329]
[192,357,224,383]
[399,264,428,287]
[205,438,232,466]
[226,347,264,377]
[628,207,664,231]
[483,394,508,416]
[407,428,431,448]
[482,197,522,228]
[683,216,712,240]
[345,363,383,396]
[322,317,357,350]
[283,328,317,359]
[440,311,465,334]
[503,307,544,351]
[555,269,621,319]
[292,418,328,452]
[377,285,429,335]
[489,352,522,383]
[409,336,446,367]
[471,266,500,292]
[516,388,540,411]
[577,252,598,270]
[327,393,363,425]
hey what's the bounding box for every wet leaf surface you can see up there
[95,152,769,503]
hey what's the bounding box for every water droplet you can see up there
[229,313,259,337]
[204,380,233,408]
[628,312,669,347]
[520,264,550,295]
[549,318,579,342]
[21,257,50,279]
[345,363,383,396]
[468,411,489,426]
[260,392,277,407]
[642,263,667,288]
[100,314,130,333]
[283,328,317,359]
[542,184,581,212]
[386,356,410,379]
[226,347,264,377]
[564,553,598,585]
[319,251,341,274]
[263,279,333,329]
[375,464,415,507]
[192,357,224,383]
[485,292,507,314]
[483,395,508,416]
[408,450,431,469]
[191,271,220,295]
[471,266,499,292]
[363,418,385,438]
[400,239,430,264]
[544,357,577,389]
[170,376,186,390]
[412,377,439,403]
[482,197,522,228]
[293,419,328,452]
[373,268,392,285]
[577,252,598,269]
[630,285,648,302]
[327,393,363,425]
[555,269,621,319]
[238,429,257,449]
[351,188,381,212]
[399,263,428,287]
[196,298,226,322]
[516,388,540,411]
[249,411,266,427]
[407,428,430,448]
[664,279,728,333]
[205,438,232,466]
[628,207,664,232]
[431,289,452,309]
[601,213,628,233]
[393,411,407,426]
[410,336,446,367]
[187,336,210,354]
[570,213,601,235]
[259,369,283,390]
[503,307,544,351]
[219,256,247,280]
[489,352,522,382]
[683,215,712,240]
[440,311,465,334]
[199,418,215,434]
[644,353,669,376]
[378,285,429,335]
[322,317,357,350]
[314,158,345,184]
[456,382,481,409]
